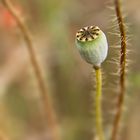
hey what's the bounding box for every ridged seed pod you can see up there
[75,26,108,68]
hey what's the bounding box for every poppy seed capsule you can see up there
[75,26,108,68]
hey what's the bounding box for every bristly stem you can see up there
[111,0,127,140]
[1,1,59,140]
[94,66,105,140]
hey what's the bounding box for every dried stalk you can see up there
[111,0,127,140]
[1,1,59,140]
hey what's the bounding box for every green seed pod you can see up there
[75,26,108,68]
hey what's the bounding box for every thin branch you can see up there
[1,1,59,140]
[111,0,127,140]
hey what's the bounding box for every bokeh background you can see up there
[0,0,139,140]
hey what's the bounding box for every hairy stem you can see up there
[1,1,59,140]
[94,67,105,140]
[111,0,127,140]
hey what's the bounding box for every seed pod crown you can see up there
[76,26,101,42]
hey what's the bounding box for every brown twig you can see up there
[1,0,59,140]
[111,0,127,140]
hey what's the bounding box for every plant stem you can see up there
[1,1,59,140]
[111,0,127,140]
[94,67,105,140]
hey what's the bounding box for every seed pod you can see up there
[75,26,108,68]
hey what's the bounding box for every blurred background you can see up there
[0,0,139,140]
